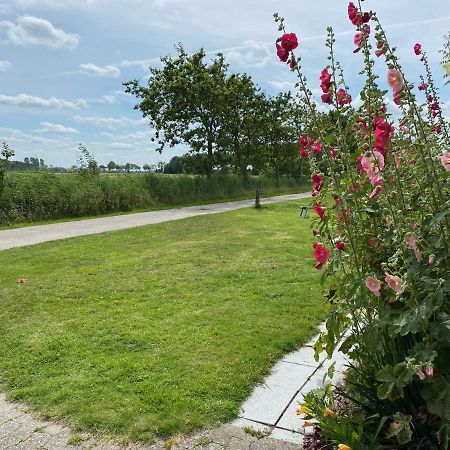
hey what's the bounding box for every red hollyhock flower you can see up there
[335,241,346,251]
[348,2,370,25]
[418,83,428,91]
[299,147,308,158]
[321,92,333,104]
[414,43,422,55]
[311,173,324,192]
[313,203,325,220]
[312,141,321,155]
[280,33,298,52]
[276,43,289,63]
[313,242,330,270]
[320,68,332,92]
[337,88,352,107]
[374,118,394,153]
[375,41,385,57]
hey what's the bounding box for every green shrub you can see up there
[0,172,306,224]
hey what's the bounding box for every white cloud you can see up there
[98,95,117,104]
[0,16,79,49]
[80,63,121,78]
[14,0,95,7]
[0,93,88,109]
[73,115,146,129]
[117,57,160,70]
[0,60,11,71]
[109,143,135,149]
[36,122,79,134]
[267,81,297,91]
[219,40,273,68]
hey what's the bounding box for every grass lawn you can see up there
[0,201,325,443]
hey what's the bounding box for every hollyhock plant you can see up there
[274,2,449,448]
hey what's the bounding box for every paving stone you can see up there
[239,361,318,425]
[282,345,323,367]
[269,428,303,445]
[275,375,327,432]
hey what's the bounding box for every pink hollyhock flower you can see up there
[369,174,384,188]
[361,151,385,177]
[313,242,330,270]
[416,370,426,381]
[428,254,435,265]
[425,365,434,377]
[312,141,321,155]
[365,276,381,297]
[414,43,422,55]
[369,185,383,200]
[337,88,352,107]
[280,33,299,52]
[313,203,325,220]
[418,83,428,91]
[404,235,418,251]
[384,273,403,294]
[440,152,450,171]
[335,241,346,251]
[276,43,289,63]
[387,69,404,93]
[415,249,423,262]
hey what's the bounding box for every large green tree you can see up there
[124,45,228,176]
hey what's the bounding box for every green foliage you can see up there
[0,172,306,225]
[275,4,450,449]
[0,202,324,441]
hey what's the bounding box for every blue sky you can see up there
[0,0,448,168]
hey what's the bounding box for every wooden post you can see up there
[255,182,261,209]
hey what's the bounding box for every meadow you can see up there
[0,201,324,442]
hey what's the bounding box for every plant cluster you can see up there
[274,1,450,448]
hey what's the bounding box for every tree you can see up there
[0,142,14,195]
[107,161,117,172]
[164,156,184,174]
[78,144,100,176]
[142,164,151,172]
[124,45,229,176]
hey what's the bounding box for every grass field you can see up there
[0,201,325,443]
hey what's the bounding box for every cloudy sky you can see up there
[0,0,448,168]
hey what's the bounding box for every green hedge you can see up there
[0,172,306,224]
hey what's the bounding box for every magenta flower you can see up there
[414,43,422,55]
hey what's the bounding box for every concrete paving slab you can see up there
[269,427,304,445]
[239,361,318,425]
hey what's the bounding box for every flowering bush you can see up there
[274,2,449,449]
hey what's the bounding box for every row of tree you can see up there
[124,45,309,182]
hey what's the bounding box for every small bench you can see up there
[299,205,313,218]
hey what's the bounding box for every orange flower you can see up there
[338,445,351,450]
[323,407,336,417]
[303,420,314,427]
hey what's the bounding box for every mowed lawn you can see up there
[0,202,325,442]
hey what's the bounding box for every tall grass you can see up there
[0,172,306,224]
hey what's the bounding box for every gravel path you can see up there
[0,193,310,251]
[0,192,316,449]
